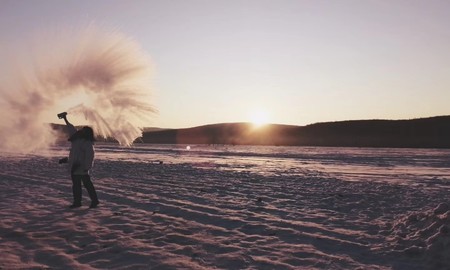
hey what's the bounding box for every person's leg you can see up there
[71,175,82,207]
[81,175,99,207]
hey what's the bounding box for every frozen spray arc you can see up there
[0,27,156,152]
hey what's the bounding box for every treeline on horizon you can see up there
[51,116,450,148]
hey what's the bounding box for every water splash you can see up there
[0,26,156,153]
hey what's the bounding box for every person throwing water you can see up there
[58,112,99,209]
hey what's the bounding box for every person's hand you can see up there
[57,112,68,119]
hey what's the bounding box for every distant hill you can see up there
[142,127,172,132]
[140,116,450,148]
[50,116,450,148]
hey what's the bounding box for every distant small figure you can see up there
[59,112,99,209]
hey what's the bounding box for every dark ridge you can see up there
[298,116,450,148]
[140,116,450,148]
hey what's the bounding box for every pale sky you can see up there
[1,0,450,128]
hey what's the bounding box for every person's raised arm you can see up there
[58,112,77,136]
[63,116,70,126]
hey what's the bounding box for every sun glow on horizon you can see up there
[249,109,270,127]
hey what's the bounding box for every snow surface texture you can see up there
[0,145,449,269]
[0,25,156,152]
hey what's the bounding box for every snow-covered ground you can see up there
[1,144,449,269]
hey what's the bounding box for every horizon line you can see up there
[49,114,450,130]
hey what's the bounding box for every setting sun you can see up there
[249,109,270,127]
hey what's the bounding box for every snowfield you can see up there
[1,144,449,269]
